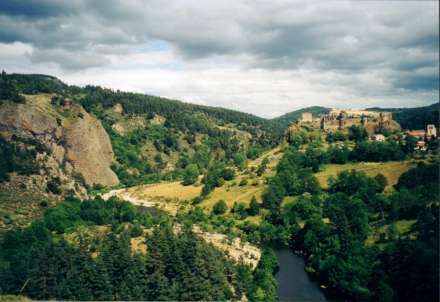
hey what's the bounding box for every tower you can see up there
[427,124,437,138]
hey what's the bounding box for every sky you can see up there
[0,0,438,118]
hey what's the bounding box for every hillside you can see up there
[1,73,285,187]
[0,71,438,302]
[366,103,439,130]
[5,73,283,134]
[270,106,331,129]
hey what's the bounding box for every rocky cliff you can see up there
[0,94,119,187]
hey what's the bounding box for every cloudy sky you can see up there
[0,0,438,118]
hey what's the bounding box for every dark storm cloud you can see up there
[0,0,78,19]
[0,0,438,92]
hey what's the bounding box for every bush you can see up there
[239,179,248,186]
[348,125,368,142]
[221,168,235,181]
[212,200,228,215]
[182,164,199,185]
[248,196,260,216]
[246,146,263,160]
[374,173,388,193]
[192,196,204,205]
[46,177,62,194]
[232,202,248,219]
[257,158,269,176]
[130,223,144,237]
[39,200,49,208]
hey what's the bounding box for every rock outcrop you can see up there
[0,95,119,187]
[63,107,119,186]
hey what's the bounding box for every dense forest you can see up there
[252,131,439,302]
[0,197,278,301]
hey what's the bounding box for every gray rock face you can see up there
[62,106,119,186]
[0,97,119,187]
[0,102,58,138]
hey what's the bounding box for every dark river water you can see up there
[274,249,327,302]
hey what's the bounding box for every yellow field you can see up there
[128,181,202,201]
[315,161,415,190]
[201,181,265,209]
[200,145,287,211]
[110,145,286,218]
[124,174,267,214]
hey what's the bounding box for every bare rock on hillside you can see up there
[63,106,119,186]
[0,96,119,187]
[112,103,124,113]
[0,101,58,138]
[111,116,146,136]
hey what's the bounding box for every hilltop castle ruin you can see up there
[296,109,400,133]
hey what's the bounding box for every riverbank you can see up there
[274,249,326,302]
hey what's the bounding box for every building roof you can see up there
[407,130,426,137]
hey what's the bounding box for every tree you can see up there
[327,144,350,164]
[232,202,248,219]
[348,125,368,142]
[182,164,199,185]
[233,153,247,170]
[248,196,260,216]
[0,71,26,103]
[257,158,269,176]
[374,173,388,193]
[246,146,263,160]
[262,177,285,210]
[212,200,228,215]
[403,135,418,154]
[221,168,235,181]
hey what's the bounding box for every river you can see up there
[274,249,327,302]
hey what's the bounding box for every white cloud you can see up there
[0,0,438,117]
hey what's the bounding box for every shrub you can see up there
[374,173,388,193]
[213,200,228,215]
[192,196,204,205]
[46,177,62,194]
[130,223,144,237]
[239,179,248,186]
[232,202,248,219]
[248,196,260,216]
[182,164,199,185]
[39,200,49,208]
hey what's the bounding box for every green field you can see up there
[366,219,417,247]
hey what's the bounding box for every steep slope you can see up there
[3,73,283,187]
[0,94,118,187]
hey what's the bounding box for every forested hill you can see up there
[270,106,331,129]
[366,103,439,130]
[4,73,437,133]
[4,72,284,136]
[1,72,285,187]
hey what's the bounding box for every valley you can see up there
[0,72,438,302]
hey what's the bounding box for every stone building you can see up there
[407,125,438,141]
[298,109,398,133]
[300,112,313,123]
[372,134,386,141]
[427,124,437,138]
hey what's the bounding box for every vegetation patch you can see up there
[315,161,415,190]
